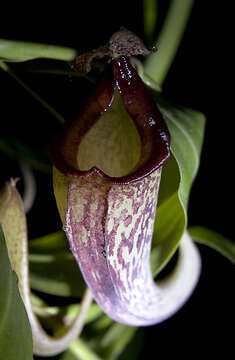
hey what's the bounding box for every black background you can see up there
[0,1,234,358]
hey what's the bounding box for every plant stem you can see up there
[0,61,65,124]
[69,338,102,360]
[144,0,194,86]
[143,0,158,43]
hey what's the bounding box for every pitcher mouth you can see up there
[51,56,170,185]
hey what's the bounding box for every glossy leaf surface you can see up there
[151,97,205,274]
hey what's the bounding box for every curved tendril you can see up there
[19,160,37,213]
[0,181,93,356]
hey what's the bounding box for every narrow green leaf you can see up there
[0,137,16,158]
[119,329,144,360]
[60,350,78,360]
[7,59,78,76]
[29,251,86,297]
[100,324,136,360]
[13,138,52,172]
[88,314,114,334]
[189,226,235,263]
[0,39,77,62]
[0,136,51,173]
[7,60,98,83]
[84,318,138,360]
[31,293,60,317]
[151,95,205,274]
[31,292,102,325]
[0,226,33,360]
[69,339,102,360]
[1,62,65,124]
[29,232,84,297]
[29,231,68,253]
[65,303,102,325]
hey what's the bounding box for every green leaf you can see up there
[0,226,33,360]
[31,292,102,326]
[0,62,66,124]
[29,231,68,253]
[151,96,206,274]
[8,58,78,76]
[99,323,136,360]
[68,339,102,360]
[0,39,77,62]
[188,226,235,263]
[0,136,51,173]
[119,329,144,360]
[13,138,52,173]
[7,59,98,83]
[83,317,139,360]
[0,137,16,158]
[29,231,86,298]
[60,350,78,360]
[29,251,86,297]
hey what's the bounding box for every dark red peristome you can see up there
[52,56,170,184]
[112,56,170,180]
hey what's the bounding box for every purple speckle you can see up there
[124,215,132,227]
